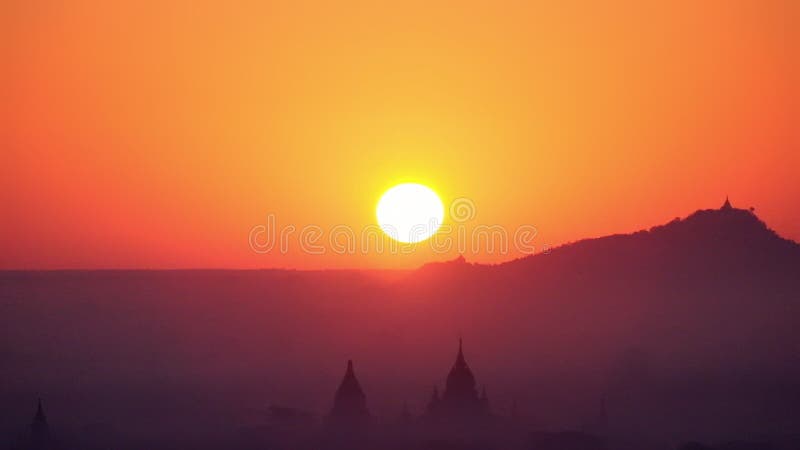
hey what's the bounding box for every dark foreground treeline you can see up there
[7,408,799,450]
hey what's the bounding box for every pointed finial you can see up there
[455,337,467,365]
[346,360,354,373]
[722,196,732,210]
[451,336,471,369]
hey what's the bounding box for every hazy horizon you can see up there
[4,200,794,271]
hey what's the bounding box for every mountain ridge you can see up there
[416,200,799,275]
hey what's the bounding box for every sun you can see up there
[377,183,444,243]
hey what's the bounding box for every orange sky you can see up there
[3,0,798,269]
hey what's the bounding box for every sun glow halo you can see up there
[376,183,444,243]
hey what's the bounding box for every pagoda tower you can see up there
[428,339,489,419]
[328,360,370,424]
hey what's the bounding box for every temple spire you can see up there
[455,338,466,366]
[721,196,732,210]
[329,359,369,423]
[428,338,490,419]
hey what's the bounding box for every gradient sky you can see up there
[3,0,798,269]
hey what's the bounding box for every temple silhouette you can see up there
[328,359,370,425]
[427,338,490,421]
[327,339,491,428]
[317,339,499,448]
[17,324,788,449]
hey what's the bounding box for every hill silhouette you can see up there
[1,201,798,448]
[396,201,800,442]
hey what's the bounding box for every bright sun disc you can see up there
[377,183,444,243]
